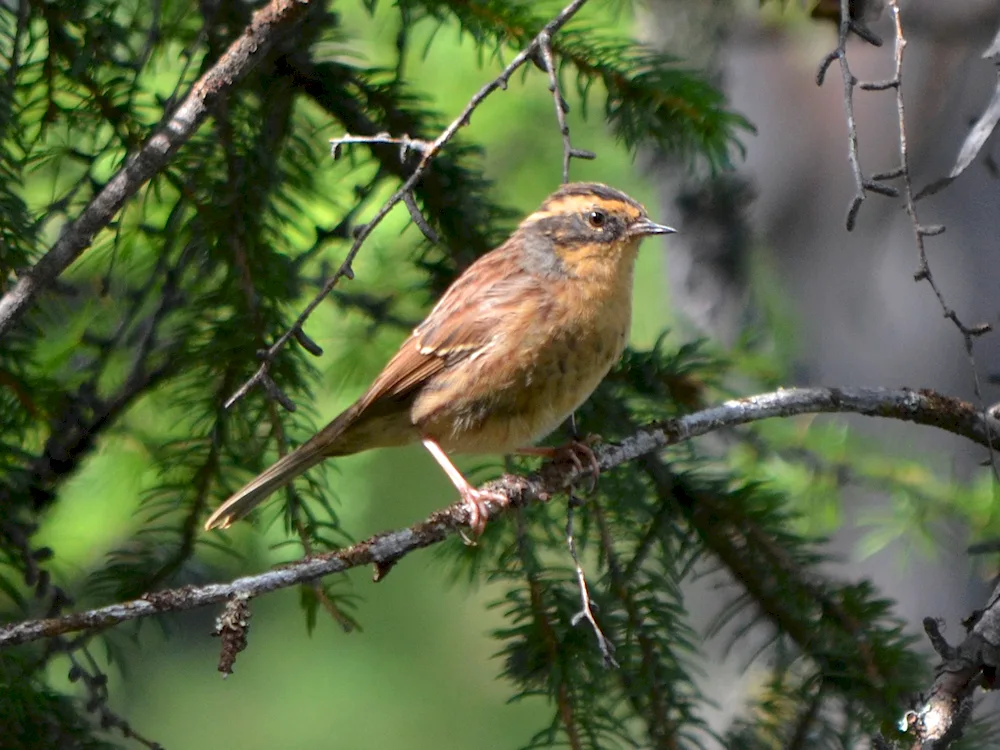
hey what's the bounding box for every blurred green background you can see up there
[33,2,678,747]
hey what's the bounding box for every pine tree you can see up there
[0,1,994,748]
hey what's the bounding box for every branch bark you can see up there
[903,585,1000,744]
[0,385,994,649]
[0,0,315,340]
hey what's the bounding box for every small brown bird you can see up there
[204,183,674,533]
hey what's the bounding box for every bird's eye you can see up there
[587,209,607,229]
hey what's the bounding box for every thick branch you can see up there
[0,385,995,648]
[0,0,315,339]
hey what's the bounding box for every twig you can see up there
[329,132,431,160]
[513,509,584,748]
[565,497,617,667]
[881,1,992,343]
[880,1,997,488]
[402,190,440,245]
[538,31,596,183]
[0,0,316,340]
[819,0,996,488]
[2,385,999,648]
[816,0,892,230]
[66,646,163,749]
[224,0,593,410]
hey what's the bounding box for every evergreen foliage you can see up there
[0,0,985,748]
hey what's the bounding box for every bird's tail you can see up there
[203,404,363,531]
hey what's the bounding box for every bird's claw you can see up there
[552,437,602,492]
[459,486,507,543]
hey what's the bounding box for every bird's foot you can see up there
[458,486,507,542]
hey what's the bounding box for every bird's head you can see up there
[516,182,675,279]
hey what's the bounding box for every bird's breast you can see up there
[418,272,633,454]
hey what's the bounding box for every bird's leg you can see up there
[515,436,602,491]
[421,438,507,537]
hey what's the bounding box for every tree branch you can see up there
[879,1,997,496]
[224,0,593,409]
[816,0,892,230]
[537,30,596,183]
[0,0,315,340]
[0,385,995,649]
[903,587,1000,744]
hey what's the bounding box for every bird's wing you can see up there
[358,245,542,410]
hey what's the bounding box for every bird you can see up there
[204,182,675,534]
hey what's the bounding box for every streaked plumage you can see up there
[204,183,674,533]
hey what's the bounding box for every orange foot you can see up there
[422,437,507,541]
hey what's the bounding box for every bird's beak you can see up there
[629,218,677,237]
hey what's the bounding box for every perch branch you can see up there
[1,385,996,648]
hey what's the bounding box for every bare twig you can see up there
[816,0,892,230]
[880,1,997,491]
[0,0,316,340]
[538,31,596,183]
[65,646,163,749]
[224,0,593,409]
[403,190,440,245]
[565,497,617,667]
[329,132,431,160]
[2,385,998,649]
[818,1,994,340]
[592,497,672,739]
[819,0,996,491]
[882,2,992,342]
